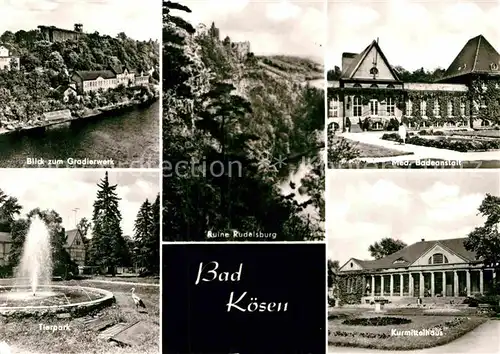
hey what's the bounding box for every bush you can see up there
[381,133,500,152]
[386,118,399,131]
[342,317,412,326]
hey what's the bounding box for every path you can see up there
[342,132,500,162]
[329,320,500,354]
[81,279,160,287]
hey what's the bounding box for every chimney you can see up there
[421,238,425,242]
[74,23,83,33]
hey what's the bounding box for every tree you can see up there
[326,66,342,81]
[328,259,339,288]
[132,194,160,275]
[465,194,500,292]
[76,217,92,245]
[88,171,127,275]
[368,238,407,260]
[0,189,22,232]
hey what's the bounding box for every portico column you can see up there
[430,272,435,297]
[371,275,375,297]
[479,270,484,295]
[419,272,424,297]
[381,275,384,296]
[442,271,446,297]
[390,274,394,296]
[454,271,459,297]
[400,274,404,296]
[466,270,471,296]
[409,273,414,297]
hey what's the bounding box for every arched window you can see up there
[428,253,449,264]
[406,100,413,116]
[433,100,440,117]
[460,99,466,116]
[421,100,427,116]
[352,96,362,117]
[329,96,339,118]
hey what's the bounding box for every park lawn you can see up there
[328,314,486,350]
[343,138,413,158]
[0,280,159,354]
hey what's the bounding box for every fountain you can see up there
[0,216,114,317]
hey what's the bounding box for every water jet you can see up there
[0,215,114,317]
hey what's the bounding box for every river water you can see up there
[0,101,159,168]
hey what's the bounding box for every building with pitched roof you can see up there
[338,237,496,302]
[64,229,86,266]
[328,35,500,132]
[0,45,20,70]
[0,229,86,267]
[71,65,149,94]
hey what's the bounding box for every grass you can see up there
[328,313,486,350]
[83,276,159,284]
[0,278,159,354]
[342,138,413,158]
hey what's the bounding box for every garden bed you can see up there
[329,314,486,350]
[382,133,500,152]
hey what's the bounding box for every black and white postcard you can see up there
[0,169,160,353]
[327,169,500,353]
[163,0,326,241]
[0,1,160,168]
[327,0,500,169]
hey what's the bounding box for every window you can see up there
[447,101,453,117]
[421,100,427,116]
[75,240,81,246]
[460,99,466,116]
[490,63,499,70]
[350,262,353,268]
[386,97,395,116]
[369,67,379,77]
[393,258,406,264]
[428,253,449,264]
[433,100,440,117]
[329,96,339,118]
[406,100,413,116]
[369,99,379,115]
[353,96,362,117]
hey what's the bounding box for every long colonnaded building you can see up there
[338,237,497,303]
[328,35,500,131]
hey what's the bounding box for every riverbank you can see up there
[0,97,158,137]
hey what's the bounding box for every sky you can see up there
[326,170,499,265]
[0,170,159,238]
[327,0,500,71]
[181,0,325,63]
[0,0,159,41]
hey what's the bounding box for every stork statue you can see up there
[130,287,146,311]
